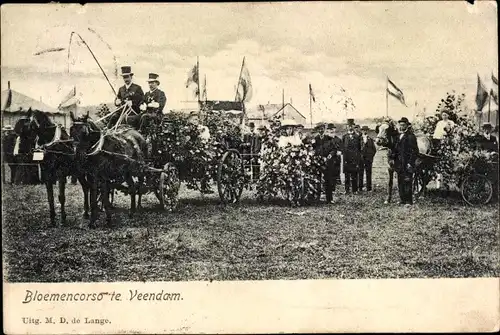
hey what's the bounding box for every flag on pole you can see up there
[492,72,498,86]
[475,74,489,111]
[387,78,407,106]
[185,63,199,98]
[309,83,316,102]
[235,58,253,102]
[58,86,79,108]
[201,75,207,101]
[492,72,499,105]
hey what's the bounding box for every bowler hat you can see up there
[120,66,133,76]
[361,125,370,131]
[346,118,355,125]
[248,122,255,128]
[147,73,160,83]
[327,123,336,130]
[398,117,410,124]
[483,122,493,129]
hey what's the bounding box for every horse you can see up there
[69,111,117,219]
[26,108,75,226]
[73,116,147,228]
[375,119,435,203]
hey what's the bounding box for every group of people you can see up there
[239,118,378,203]
[310,119,377,203]
[107,66,167,133]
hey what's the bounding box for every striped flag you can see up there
[492,73,498,86]
[387,78,407,106]
[475,74,489,111]
[309,83,316,102]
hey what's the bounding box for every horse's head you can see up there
[70,111,100,149]
[13,115,33,137]
[375,121,391,148]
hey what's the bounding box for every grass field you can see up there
[2,168,499,282]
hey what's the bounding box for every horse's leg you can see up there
[385,168,393,204]
[89,176,99,228]
[58,176,67,226]
[78,175,90,219]
[101,181,113,227]
[46,179,56,227]
[137,174,144,210]
[127,174,137,218]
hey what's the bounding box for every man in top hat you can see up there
[138,73,167,133]
[242,122,263,180]
[342,121,361,194]
[479,122,498,153]
[359,125,377,191]
[108,66,145,128]
[393,117,419,205]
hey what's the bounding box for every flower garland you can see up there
[256,118,322,205]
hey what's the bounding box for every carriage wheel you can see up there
[217,149,245,204]
[461,174,493,206]
[158,163,181,211]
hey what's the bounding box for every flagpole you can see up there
[488,92,491,122]
[234,57,245,101]
[197,56,200,107]
[309,86,312,127]
[282,88,285,118]
[385,76,389,118]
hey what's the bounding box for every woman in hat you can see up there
[278,119,303,148]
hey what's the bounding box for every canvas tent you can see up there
[1,83,69,129]
[245,103,306,127]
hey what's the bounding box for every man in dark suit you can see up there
[393,117,419,205]
[479,122,498,153]
[326,123,342,192]
[342,122,361,194]
[313,123,333,202]
[359,125,377,191]
[242,122,263,180]
[108,66,145,128]
[138,73,167,132]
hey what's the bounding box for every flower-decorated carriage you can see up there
[413,91,499,206]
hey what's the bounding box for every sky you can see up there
[1,2,498,123]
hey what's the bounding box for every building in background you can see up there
[246,102,306,127]
[1,81,68,129]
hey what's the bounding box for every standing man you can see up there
[242,122,263,180]
[359,125,377,191]
[324,123,342,202]
[394,117,419,205]
[108,66,144,128]
[313,123,331,202]
[139,73,167,133]
[342,120,361,194]
[327,123,342,187]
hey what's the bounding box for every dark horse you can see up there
[69,111,115,219]
[26,108,75,226]
[73,115,147,228]
[375,119,434,203]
